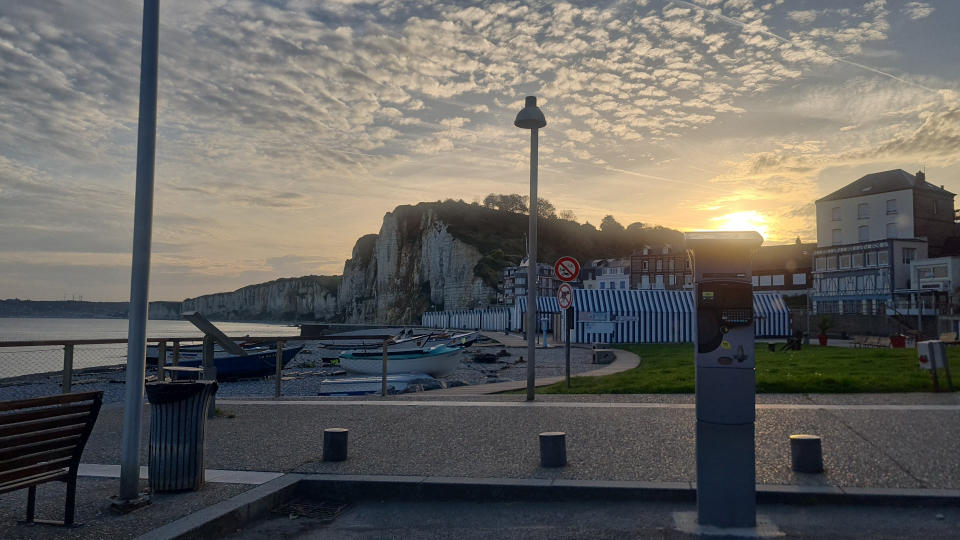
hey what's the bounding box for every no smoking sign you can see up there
[554,256,580,282]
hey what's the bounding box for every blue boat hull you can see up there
[170,345,303,380]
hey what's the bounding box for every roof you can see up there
[753,242,815,271]
[816,169,954,203]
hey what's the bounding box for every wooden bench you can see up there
[852,335,867,348]
[0,391,103,526]
[939,332,959,345]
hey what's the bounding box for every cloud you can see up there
[902,2,934,20]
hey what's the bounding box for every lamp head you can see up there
[514,96,546,129]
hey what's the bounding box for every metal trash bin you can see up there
[144,380,218,492]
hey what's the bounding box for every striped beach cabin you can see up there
[422,289,791,344]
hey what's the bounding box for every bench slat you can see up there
[0,414,91,439]
[0,457,72,486]
[0,391,101,412]
[0,424,86,449]
[0,434,82,462]
[0,403,97,427]
[0,469,69,496]
[0,447,77,473]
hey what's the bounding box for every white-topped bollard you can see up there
[539,432,567,467]
[790,434,823,473]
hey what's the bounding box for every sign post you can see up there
[557,283,575,386]
[554,260,579,388]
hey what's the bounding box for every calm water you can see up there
[0,317,302,379]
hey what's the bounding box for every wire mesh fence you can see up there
[0,338,353,403]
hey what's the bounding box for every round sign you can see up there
[554,256,581,282]
[557,283,574,310]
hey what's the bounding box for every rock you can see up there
[496,349,511,357]
[472,353,500,363]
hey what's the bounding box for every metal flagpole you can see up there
[116,0,159,507]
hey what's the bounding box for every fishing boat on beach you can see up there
[338,344,463,376]
[316,330,478,359]
[162,344,304,380]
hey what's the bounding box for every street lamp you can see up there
[515,96,546,401]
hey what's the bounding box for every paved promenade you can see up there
[2,336,958,538]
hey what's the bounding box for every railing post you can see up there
[157,340,166,381]
[274,340,285,399]
[62,344,74,394]
[171,341,180,381]
[204,336,216,418]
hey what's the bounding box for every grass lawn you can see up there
[536,343,960,394]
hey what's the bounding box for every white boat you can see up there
[316,330,478,359]
[338,344,463,376]
[318,373,438,396]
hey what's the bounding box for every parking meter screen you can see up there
[697,281,753,353]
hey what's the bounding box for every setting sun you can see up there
[709,211,770,239]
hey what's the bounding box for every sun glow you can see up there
[709,211,770,239]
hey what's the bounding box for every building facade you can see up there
[630,245,692,290]
[500,259,560,306]
[812,169,952,315]
[751,241,815,298]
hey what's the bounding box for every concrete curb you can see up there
[139,474,960,539]
[134,474,301,540]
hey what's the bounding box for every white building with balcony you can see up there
[812,169,954,315]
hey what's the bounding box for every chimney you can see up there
[916,170,926,184]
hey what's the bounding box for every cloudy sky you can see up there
[2,0,958,301]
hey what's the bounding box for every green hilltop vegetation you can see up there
[380,197,685,288]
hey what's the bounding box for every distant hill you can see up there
[0,299,182,319]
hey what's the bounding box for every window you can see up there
[826,256,837,270]
[620,280,626,289]
[656,259,663,271]
[641,260,649,270]
[792,273,807,285]
[759,275,771,286]
[815,256,826,271]
[832,207,841,221]
[902,248,916,264]
[772,275,784,286]
[933,199,939,214]
[752,276,759,286]
[886,199,897,214]
[886,222,897,238]
[668,275,676,286]
[858,225,869,242]
[684,275,693,286]
[853,253,864,267]
[832,228,842,245]
[934,265,948,278]
[858,203,869,219]
[668,259,675,271]
[600,282,605,289]
[878,250,889,265]
[839,254,851,269]
[866,251,876,266]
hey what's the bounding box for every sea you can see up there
[0,317,302,379]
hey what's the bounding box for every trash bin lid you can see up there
[145,380,219,404]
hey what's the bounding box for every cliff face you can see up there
[182,276,339,321]
[338,206,496,324]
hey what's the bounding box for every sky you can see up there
[2,0,959,301]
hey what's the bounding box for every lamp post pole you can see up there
[526,127,538,401]
[117,0,159,506]
[514,96,546,402]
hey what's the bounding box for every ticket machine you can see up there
[685,231,763,528]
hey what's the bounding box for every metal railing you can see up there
[0,336,323,403]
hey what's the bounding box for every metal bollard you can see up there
[790,434,823,473]
[539,432,567,467]
[323,428,349,462]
